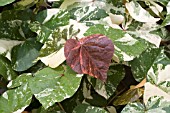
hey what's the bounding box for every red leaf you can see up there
[64,34,114,82]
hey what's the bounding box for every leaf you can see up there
[0,0,15,6]
[130,47,162,82]
[11,39,42,71]
[40,47,66,68]
[0,74,33,113]
[29,66,82,109]
[0,39,23,59]
[69,6,108,22]
[30,9,70,43]
[89,64,125,99]
[0,85,32,113]
[0,55,17,81]
[72,104,108,113]
[7,73,33,89]
[13,0,39,10]
[85,24,148,61]
[127,22,162,47]
[121,96,170,113]
[162,2,170,26]
[113,88,143,106]
[64,34,114,82]
[144,50,170,103]
[0,9,35,40]
[36,105,65,113]
[125,1,159,23]
[166,1,170,14]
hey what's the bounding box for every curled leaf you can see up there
[64,34,114,82]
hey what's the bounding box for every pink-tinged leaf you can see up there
[64,34,114,82]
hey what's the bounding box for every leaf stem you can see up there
[57,102,65,112]
[107,88,126,106]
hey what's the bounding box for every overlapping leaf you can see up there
[64,34,114,82]
[130,47,162,82]
[85,24,148,61]
[0,73,33,113]
[125,1,160,23]
[144,49,170,103]
[88,64,125,99]
[11,39,42,71]
[0,55,17,81]
[0,9,35,40]
[30,9,70,43]
[121,96,170,113]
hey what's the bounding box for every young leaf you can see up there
[64,34,114,82]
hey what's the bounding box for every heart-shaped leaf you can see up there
[64,34,114,82]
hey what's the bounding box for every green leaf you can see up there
[85,24,148,61]
[11,39,42,71]
[125,1,159,22]
[0,55,17,81]
[89,64,125,99]
[130,47,162,82]
[127,21,162,47]
[29,66,82,109]
[0,0,15,6]
[0,73,33,113]
[30,10,70,43]
[0,9,35,40]
[7,73,33,89]
[69,6,108,22]
[162,2,170,26]
[144,50,170,103]
[73,104,108,113]
[121,96,170,113]
[162,14,170,26]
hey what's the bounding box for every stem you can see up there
[107,88,126,106]
[58,102,65,112]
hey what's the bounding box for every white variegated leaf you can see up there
[126,1,160,22]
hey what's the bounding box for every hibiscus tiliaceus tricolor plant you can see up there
[64,34,114,82]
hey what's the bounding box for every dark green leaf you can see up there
[11,39,42,71]
[0,9,35,40]
[0,73,32,113]
[89,64,125,99]
[0,55,17,81]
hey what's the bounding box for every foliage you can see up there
[1,0,170,113]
